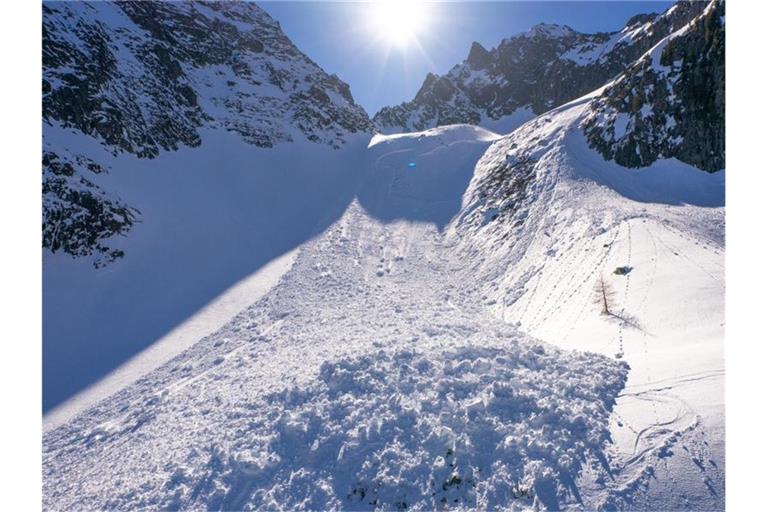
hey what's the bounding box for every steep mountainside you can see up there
[445,97,724,510]
[43,92,725,512]
[373,1,707,134]
[438,9,725,505]
[583,0,724,172]
[42,0,377,410]
[43,1,725,509]
[43,1,371,155]
[43,125,636,512]
[43,0,372,263]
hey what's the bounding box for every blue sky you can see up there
[259,1,674,116]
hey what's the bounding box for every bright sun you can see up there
[368,0,432,48]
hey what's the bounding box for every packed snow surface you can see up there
[43,98,723,510]
[43,248,298,432]
[451,94,724,509]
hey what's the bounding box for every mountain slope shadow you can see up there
[43,130,368,412]
[43,124,494,413]
[566,126,725,208]
[356,126,501,230]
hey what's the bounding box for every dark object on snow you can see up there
[613,266,632,275]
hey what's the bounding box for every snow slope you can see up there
[43,125,630,511]
[42,0,382,412]
[450,93,724,509]
[43,102,724,510]
[42,2,724,509]
[43,125,370,411]
[43,247,298,432]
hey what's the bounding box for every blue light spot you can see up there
[408,162,416,168]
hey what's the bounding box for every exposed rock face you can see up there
[455,115,556,238]
[373,1,707,133]
[42,0,373,264]
[455,0,726,245]
[583,0,724,172]
[42,149,139,266]
[43,1,372,156]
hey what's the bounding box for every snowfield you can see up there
[43,247,299,432]
[449,93,724,509]
[43,124,371,413]
[43,95,723,509]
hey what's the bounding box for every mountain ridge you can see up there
[583,0,725,172]
[373,1,708,135]
[42,0,373,263]
[43,0,372,157]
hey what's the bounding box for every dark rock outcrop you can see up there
[373,2,708,133]
[43,1,373,157]
[42,149,139,266]
[583,0,724,172]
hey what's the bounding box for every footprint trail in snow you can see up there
[43,97,724,511]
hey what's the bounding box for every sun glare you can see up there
[368,0,432,48]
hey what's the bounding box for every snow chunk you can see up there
[178,345,628,510]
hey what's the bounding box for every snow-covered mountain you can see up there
[444,98,723,510]
[43,1,725,510]
[583,0,724,172]
[373,1,708,134]
[43,115,725,510]
[43,0,371,155]
[441,5,724,506]
[42,0,374,411]
[43,0,372,264]
[457,2,725,238]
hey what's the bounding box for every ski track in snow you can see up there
[524,216,721,510]
[508,209,724,511]
[43,98,724,510]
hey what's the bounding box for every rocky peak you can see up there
[467,41,492,69]
[415,73,440,98]
[373,1,708,134]
[625,12,658,28]
[523,23,577,39]
[582,0,724,173]
[43,0,373,158]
